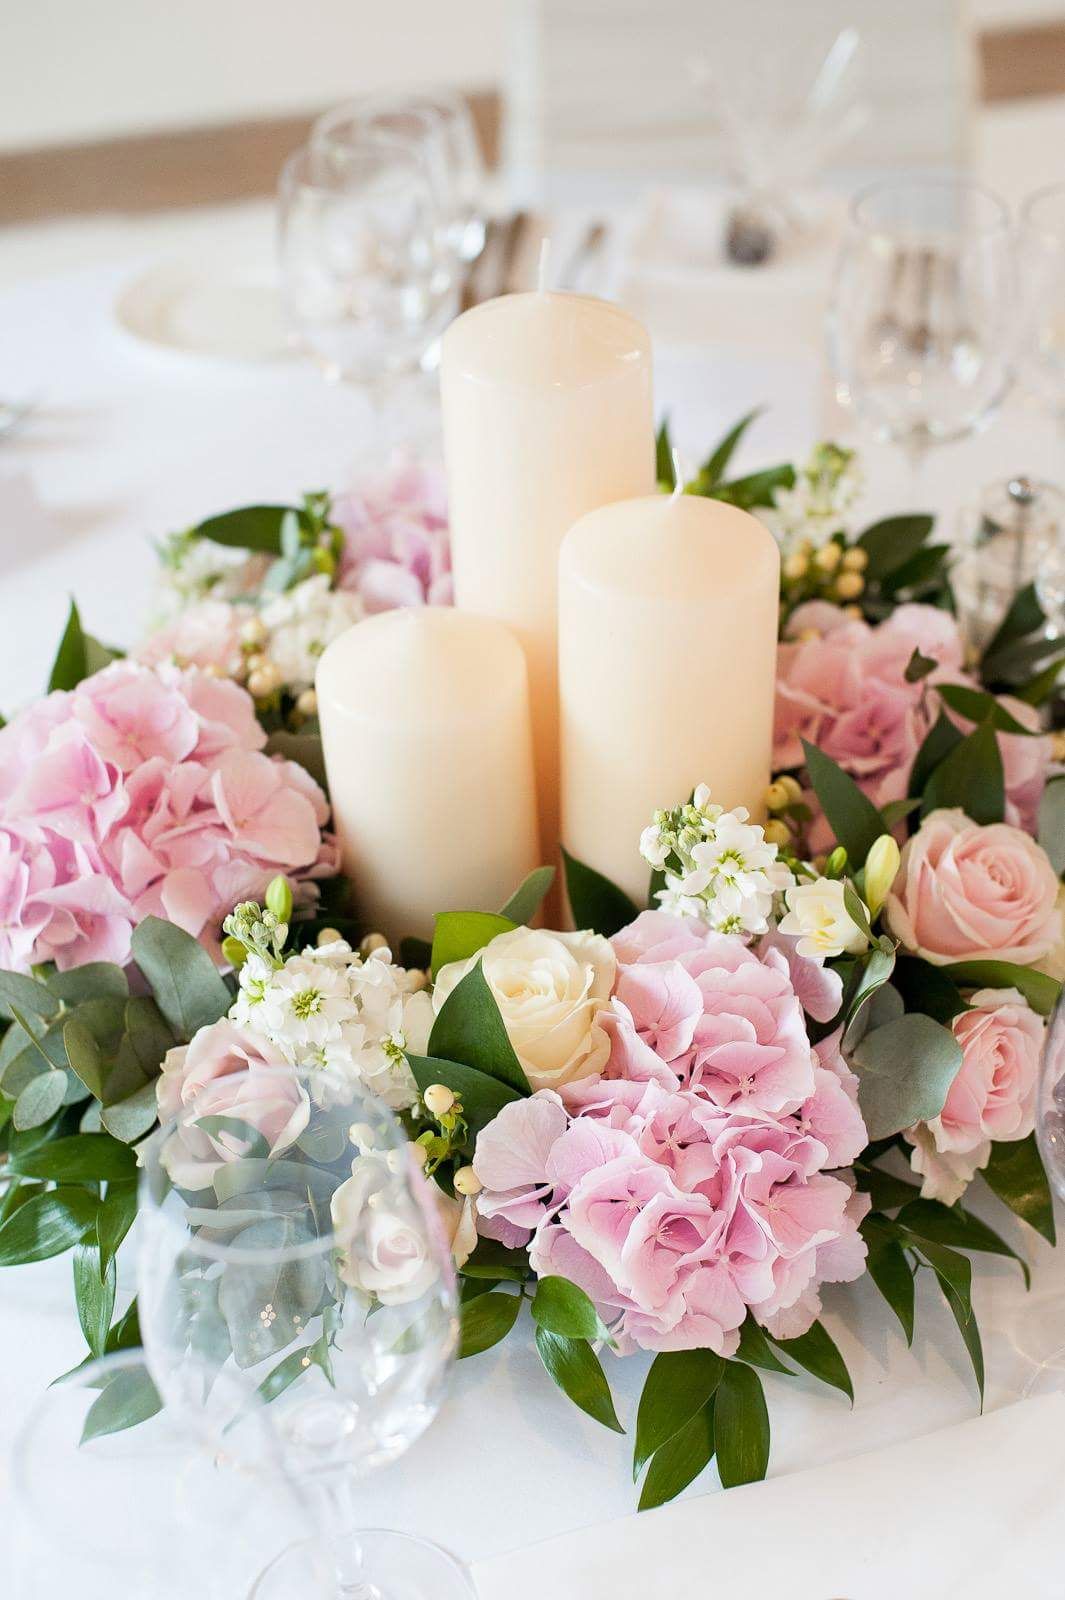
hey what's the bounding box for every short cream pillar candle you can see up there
[440,291,655,867]
[316,607,540,946]
[559,493,780,906]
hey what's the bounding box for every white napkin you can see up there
[472,1394,1065,1600]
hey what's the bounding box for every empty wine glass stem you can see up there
[315,1476,384,1600]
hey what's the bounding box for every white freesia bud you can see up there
[778,879,869,960]
[423,1083,456,1117]
[453,1165,482,1196]
[864,834,902,919]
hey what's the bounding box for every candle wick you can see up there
[537,237,551,293]
[670,447,687,501]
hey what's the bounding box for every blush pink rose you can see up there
[885,807,1062,966]
[156,1020,309,1190]
[907,987,1044,1203]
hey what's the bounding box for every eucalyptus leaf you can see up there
[1039,779,1065,875]
[124,995,176,1075]
[637,1400,716,1511]
[130,917,231,1042]
[852,1013,963,1141]
[13,1070,67,1130]
[46,964,129,1005]
[218,1216,327,1368]
[534,1328,624,1432]
[714,1362,771,1488]
[62,1017,107,1101]
[561,847,639,939]
[633,1348,724,1479]
[0,970,60,1024]
[100,1081,160,1144]
[498,866,556,925]
[426,964,529,1093]
[458,1289,522,1358]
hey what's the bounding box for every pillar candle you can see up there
[315,607,540,946]
[440,292,655,867]
[559,493,780,906]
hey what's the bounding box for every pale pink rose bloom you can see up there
[906,987,1044,1203]
[885,808,1062,966]
[784,600,853,639]
[134,600,252,681]
[156,1021,308,1191]
[72,661,199,772]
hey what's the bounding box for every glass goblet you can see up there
[137,1066,470,1599]
[1013,990,1065,1395]
[1017,182,1065,432]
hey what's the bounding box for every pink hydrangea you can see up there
[0,660,336,972]
[473,911,868,1355]
[774,602,1053,849]
[333,461,452,612]
[135,599,253,680]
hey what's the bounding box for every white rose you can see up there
[432,927,616,1092]
[332,1155,458,1304]
[777,879,869,960]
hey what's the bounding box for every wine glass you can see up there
[8,1350,322,1599]
[136,1066,470,1599]
[1017,990,1065,1395]
[1017,182,1065,430]
[278,136,455,449]
[313,90,486,271]
[828,177,1014,491]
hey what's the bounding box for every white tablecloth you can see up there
[1,227,1064,1576]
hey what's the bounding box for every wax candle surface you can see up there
[316,607,539,945]
[440,291,655,867]
[559,494,780,906]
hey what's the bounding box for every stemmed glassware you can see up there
[1016,182,1065,433]
[1011,991,1065,1396]
[137,1065,469,1599]
[828,177,1015,492]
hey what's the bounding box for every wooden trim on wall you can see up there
[0,89,501,225]
[980,21,1065,103]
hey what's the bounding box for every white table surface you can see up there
[1,207,1064,1575]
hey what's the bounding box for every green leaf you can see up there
[459,1289,522,1357]
[256,1337,332,1403]
[912,1239,973,1319]
[531,1275,613,1343]
[0,970,60,1024]
[499,866,556,925]
[982,1133,1056,1244]
[699,408,761,485]
[707,463,794,510]
[771,1320,853,1401]
[735,1314,795,1374]
[7,1131,134,1183]
[130,917,231,1042]
[852,1013,963,1141]
[941,962,1060,1018]
[427,963,529,1094]
[1039,779,1065,875]
[936,683,1040,736]
[0,1188,97,1265]
[909,712,965,799]
[193,504,303,554]
[123,995,176,1074]
[638,1401,716,1511]
[801,740,885,866]
[882,543,951,597]
[12,1070,66,1130]
[633,1348,724,1479]
[921,720,1005,825]
[431,911,516,977]
[96,1180,138,1279]
[46,963,129,1005]
[561,847,639,939]
[410,1051,521,1152]
[62,1017,107,1100]
[217,1217,326,1368]
[655,419,675,488]
[892,955,968,1026]
[194,1115,270,1160]
[842,946,896,1038]
[460,1237,531,1283]
[861,1215,916,1344]
[842,881,873,941]
[1013,651,1065,707]
[905,647,939,684]
[100,1081,159,1144]
[898,1198,1029,1287]
[856,1164,922,1212]
[73,1243,117,1359]
[982,582,1044,667]
[714,1362,771,1488]
[48,597,89,690]
[534,1328,624,1432]
[81,1367,162,1443]
[879,796,923,830]
[940,1276,985,1404]
[858,515,934,580]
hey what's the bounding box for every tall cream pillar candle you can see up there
[315,608,539,946]
[559,493,780,906]
[440,292,655,867]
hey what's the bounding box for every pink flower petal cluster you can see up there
[0,660,337,972]
[333,461,452,612]
[473,912,868,1355]
[775,602,1053,847]
[135,599,253,679]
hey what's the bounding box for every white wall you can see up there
[0,0,507,151]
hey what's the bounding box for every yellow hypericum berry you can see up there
[814,542,842,573]
[241,616,268,649]
[797,626,821,643]
[783,552,809,581]
[834,572,865,601]
[765,781,792,813]
[359,932,389,958]
[317,926,343,946]
[453,1165,482,1196]
[764,820,792,847]
[423,1083,456,1118]
[247,662,282,698]
[842,604,863,619]
[295,687,318,717]
[778,774,803,804]
[841,546,869,571]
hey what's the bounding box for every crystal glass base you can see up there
[250,1528,477,1600]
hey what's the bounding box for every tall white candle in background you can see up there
[440,292,655,866]
[559,493,780,906]
[316,608,539,946]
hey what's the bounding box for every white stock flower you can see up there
[641,790,794,937]
[758,442,862,555]
[260,574,363,692]
[432,927,616,1092]
[778,879,870,960]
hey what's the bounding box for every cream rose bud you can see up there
[884,808,1062,966]
[432,927,616,1092]
[777,878,869,960]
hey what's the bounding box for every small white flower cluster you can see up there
[640,785,794,937]
[759,442,862,555]
[153,529,266,621]
[230,936,432,1110]
[258,574,363,694]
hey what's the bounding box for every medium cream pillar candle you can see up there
[316,608,539,946]
[440,292,655,867]
[559,493,780,906]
